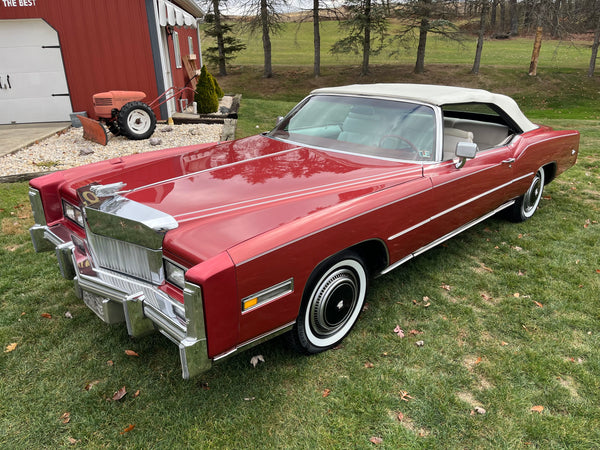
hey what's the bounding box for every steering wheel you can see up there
[379,135,419,160]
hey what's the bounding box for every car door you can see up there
[422,143,520,241]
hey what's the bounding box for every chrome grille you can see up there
[87,231,164,285]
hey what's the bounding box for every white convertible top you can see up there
[311,83,538,132]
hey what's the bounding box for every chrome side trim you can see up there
[381,200,515,275]
[213,321,296,362]
[237,184,432,266]
[241,278,294,313]
[388,172,533,241]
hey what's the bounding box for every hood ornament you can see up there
[90,182,127,198]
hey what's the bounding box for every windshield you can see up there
[269,95,437,161]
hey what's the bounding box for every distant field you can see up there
[203,20,594,69]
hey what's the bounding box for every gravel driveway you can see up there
[0,122,224,178]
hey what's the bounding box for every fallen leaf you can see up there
[364,362,374,368]
[41,313,52,319]
[68,437,79,444]
[518,270,526,276]
[518,234,523,239]
[400,390,413,402]
[84,380,100,391]
[125,350,139,357]
[120,424,135,434]
[5,342,17,353]
[530,405,544,413]
[370,436,383,445]
[60,412,71,424]
[65,311,73,319]
[133,389,140,398]
[111,386,127,401]
[474,406,486,415]
[501,341,508,346]
[107,360,114,366]
[415,340,425,347]
[409,329,423,336]
[322,388,331,398]
[481,292,492,301]
[441,284,451,291]
[244,397,255,401]
[397,412,404,421]
[513,293,520,298]
[250,354,265,367]
[394,325,405,338]
[533,301,543,308]
[422,296,431,307]
[475,356,482,365]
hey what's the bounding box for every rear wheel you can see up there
[506,168,545,222]
[117,101,156,140]
[290,252,368,354]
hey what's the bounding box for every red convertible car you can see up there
[29,84,579,378]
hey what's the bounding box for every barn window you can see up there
[173,31,182,68]
[188,36,194,55]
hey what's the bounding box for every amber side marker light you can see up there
[242,279,294,313]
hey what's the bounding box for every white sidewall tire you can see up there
[302,258,367,349]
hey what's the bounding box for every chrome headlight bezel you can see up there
[62,200,85,228]
[164,259,187,289]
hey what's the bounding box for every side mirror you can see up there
[455,142,478,169]
[276,116,284,124]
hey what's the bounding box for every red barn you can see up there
[0,0,203,124]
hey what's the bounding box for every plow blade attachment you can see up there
[79,115,108,146]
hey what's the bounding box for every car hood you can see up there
[116,135,423,265]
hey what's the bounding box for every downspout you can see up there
[146,0,169,121]
[196,18,203,68]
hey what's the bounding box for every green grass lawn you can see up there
[1,30,600,447]
[212,20,595,70]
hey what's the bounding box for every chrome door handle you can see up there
[502,158,515,164]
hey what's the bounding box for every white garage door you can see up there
[0,19,72,124]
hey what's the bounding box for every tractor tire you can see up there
[117,101,156,140]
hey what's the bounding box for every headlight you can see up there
[62,200,85,227]
[165,260,186,289]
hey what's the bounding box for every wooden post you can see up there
[529,26,543,76]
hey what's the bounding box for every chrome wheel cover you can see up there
[304,259,367,347]
[522,169,545,218]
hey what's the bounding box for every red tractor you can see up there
[92,91,157,140]
[79,87,195,145]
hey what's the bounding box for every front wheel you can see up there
[117,101,156,140]
[289,253,368,354]
[506,168,545,222]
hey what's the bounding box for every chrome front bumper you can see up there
[30,222,211,379]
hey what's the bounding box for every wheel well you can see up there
[346,239,389,277]
[542,162,557,184]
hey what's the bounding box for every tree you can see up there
[330,0,388,76]
[313,0,321,77]
[393,0,463,74]
[195,66,219,113]
[589,7,600,76]
[242,0,286,78]
[203,0,246,76]
[471,0,489,74]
